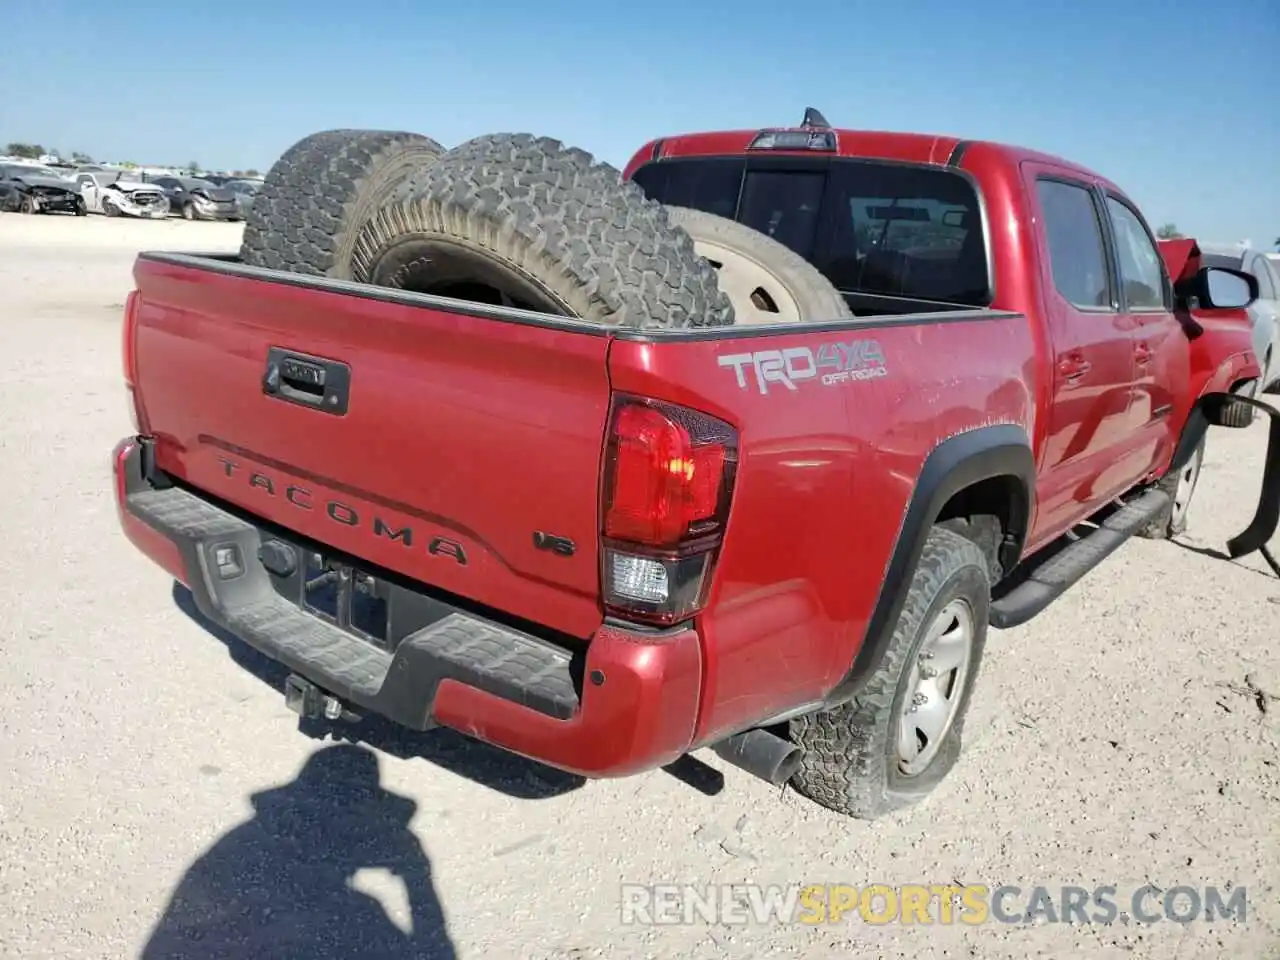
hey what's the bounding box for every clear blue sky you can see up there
[3,0,1277,246]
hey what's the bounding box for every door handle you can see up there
[263,347,352,416]
[1134,341,1152,365]
[1058,354,1092,382]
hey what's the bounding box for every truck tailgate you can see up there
[130,256,611,639]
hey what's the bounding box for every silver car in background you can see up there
[1198,243,1280,393]
[223,178,263,219]
[75,170,170,219]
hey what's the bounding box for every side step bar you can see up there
[990,489,1170,629]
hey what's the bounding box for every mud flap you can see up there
[1215,394,1280,576]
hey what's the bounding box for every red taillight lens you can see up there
[601,395,738,626]
[604,404,729,546]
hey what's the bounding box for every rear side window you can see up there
[1036,179,1112,309]
[630,157,991,306]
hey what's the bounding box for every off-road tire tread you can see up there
[241,129,445,278]
[354,133,734,328]
[1218,397,1255,429]
[789,527,989,819]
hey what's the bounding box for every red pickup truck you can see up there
[113,117,1279,820]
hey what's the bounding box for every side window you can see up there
[1104,197,1167,310]
[1035,179,1112,309]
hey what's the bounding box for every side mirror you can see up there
[1198,266,1258,310]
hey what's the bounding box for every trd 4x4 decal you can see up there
[718,340,888,395]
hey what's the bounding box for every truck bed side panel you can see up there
[608,315,1035,743]
[131,258,611,639]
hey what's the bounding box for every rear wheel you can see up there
[74,198,87,217]
[356,133,734,329]
[664,206,852,325]
[789,527,990,819]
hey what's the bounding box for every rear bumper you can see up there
[113,437,703,777]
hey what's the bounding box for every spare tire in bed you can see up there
[352,133,735,329]
[664,207,854,325]
[241,129,444,278]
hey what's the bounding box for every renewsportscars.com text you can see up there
[620,883,1249,926]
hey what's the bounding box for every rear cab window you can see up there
[631,156,992,307]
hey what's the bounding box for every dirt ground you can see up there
[1,213,1277,960]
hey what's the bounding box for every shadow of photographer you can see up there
[141,743,457,959]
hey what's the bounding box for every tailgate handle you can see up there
[263,348,351,416]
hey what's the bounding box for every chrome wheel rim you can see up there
[1171,445,1203,529]
[693,240,803,325]
[898,598,974,777]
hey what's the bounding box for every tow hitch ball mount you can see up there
[284,674,361,723]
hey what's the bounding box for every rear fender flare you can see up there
[825,423,1035,705]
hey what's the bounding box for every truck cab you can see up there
[622,118,1261,555]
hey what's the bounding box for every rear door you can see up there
[1097,190,1188,478]
[1023,165,1140,537]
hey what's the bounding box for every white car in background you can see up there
[1198,243,1280,394]
[74,170,170,219]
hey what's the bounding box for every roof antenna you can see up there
[801,107,830,129]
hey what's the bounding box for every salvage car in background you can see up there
[76,171,170,218]
[223,178,262,219]
[146,175,241,221]
[0,162,87,215]
[1199,243,1280,392]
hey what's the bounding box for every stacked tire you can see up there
[242,128,852,329]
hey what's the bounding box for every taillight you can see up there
[600,395,738,626]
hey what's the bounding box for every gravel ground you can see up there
[1,214,1277,960]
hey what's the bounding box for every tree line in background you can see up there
[4,142,259,178]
